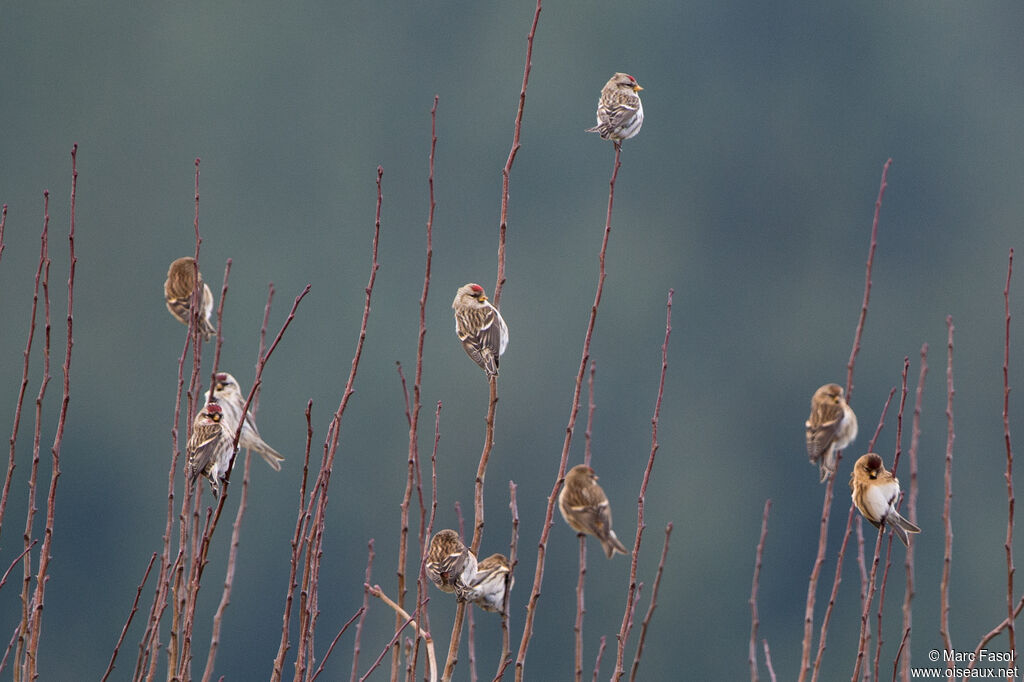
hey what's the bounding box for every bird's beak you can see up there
[633,85,643,92]
[478,295,488,302]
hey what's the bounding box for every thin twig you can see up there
[309,606,368,682]
[102,553,157,682]
[614,289,673,681]
[940,316,955,664]
[749,503,771,682]
[900,345,927,681]
[762,640,778,682]
[350,541,375,682]
[492,482,519,682]
[852,526,886,681]
[365,587,437,682]
[591,636,607,682]
[1003,249,1017,668]
[629,523,673,682]
[516,141,621,682]
[493,0,542,307]
[574,535,588,682]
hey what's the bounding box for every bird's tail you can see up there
[253,443,285,471]
[888,510,921,547]
[602,530,629,559]
[818,447,838,482]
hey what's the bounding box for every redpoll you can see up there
[426,529,478,600]
[850,453,921,547]
[467,553,513,614]
[559,464,629,558]
[204,371,284,471]
[586,73,644,149]
[452,283,508,377]
[187,402,235,498]
[164,257,216,341]
[805,383,858,482]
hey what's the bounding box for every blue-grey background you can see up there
[2,1,1023,679]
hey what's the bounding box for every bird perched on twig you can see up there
[187,402,235,498]
[452,283,508,378]
[426,529,478,600]
[467,553,514,614]
[204,372,284,471]
[850,453,921,547]
[164,256,216,341]
[805,383,858,482]
[559,464,629,558]
[586,72,644,150]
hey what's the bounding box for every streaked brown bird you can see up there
[850,453,921,547]
[559,464,629,558]
[805,383,858,482]
[586,72,644,149]
[204,371,284,471]
[164,256,216,341]
[467,553,514,614]
[426,529,478,600]
[452,283,508,377]
[187,402,235,498]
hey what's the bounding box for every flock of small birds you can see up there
[161,73,917,621]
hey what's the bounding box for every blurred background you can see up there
[2,0,1024,678]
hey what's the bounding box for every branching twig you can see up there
[516,140,622,682]
[365,587,437,682]
[350,541,375,682]
[1003,249,1017,664]
[102,553,157,682]
[614,289,673,681]
[900,345,927,681]
[629,523,672,682]
[940,316,955,664]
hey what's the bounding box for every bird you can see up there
[187,402,235,498]
[467,553,514,614]
[425,529,478,600]
[452,283,508,377]
[805,383,858,482]
[559,464,629,558]
[586,72,644,149]
[164,257,216,341]
[850,453,921,547]
[204,372,284,471]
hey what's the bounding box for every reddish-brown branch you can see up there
[749,502,772,682]
[940,316,955,662]
[800,159,890,682]
[852,525,886,681]
[584,362,596,467]
[492,481,519,682]
[309,606,368,682]
[493,0,542,307]
[900,344,927,681]
[102,553,157,682]
[364,588,436,682]
[349,541,375,682]
[0,203,6,263]
[591,636,607,682]
[762,640,778,682]
[614,289,673,680]
[629,523,673,682]
[574,535,588,682]
[516,142,622,682]
[1003,248,1017,661]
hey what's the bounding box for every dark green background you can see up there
[2,1,1023,678]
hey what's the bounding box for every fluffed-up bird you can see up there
[586,72,644,149]
[467,553,514,614]
[187,402,235,498]
[850,452,921,547]
[426,529,478,600]
[452,283,508,378]
[164,256,216,341]
[805,383,858,482]
[559,464,629,558]
[204,371,284,471]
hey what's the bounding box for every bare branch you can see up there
[749,503,771,682]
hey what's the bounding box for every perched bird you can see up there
[452,283,508,377]
[805,383,858,482]
[187,402,235,498]
[204,372,284,471]
[467,553,514,614]
[164,257,216,341]
[559,464,629,558]
[426,530,478,600]
[850,453,921,547]
[586,72,644,149]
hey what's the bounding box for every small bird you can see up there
[559,464,629,558]
[467,553,514,614]
[452,283,509,377]
[586,72,644,149]
[204,372,284,471]
[850,453,921,547]
[426,529,478,600]
[805,383,858,482]
[187,402,235,498]
[164,257,216,341]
